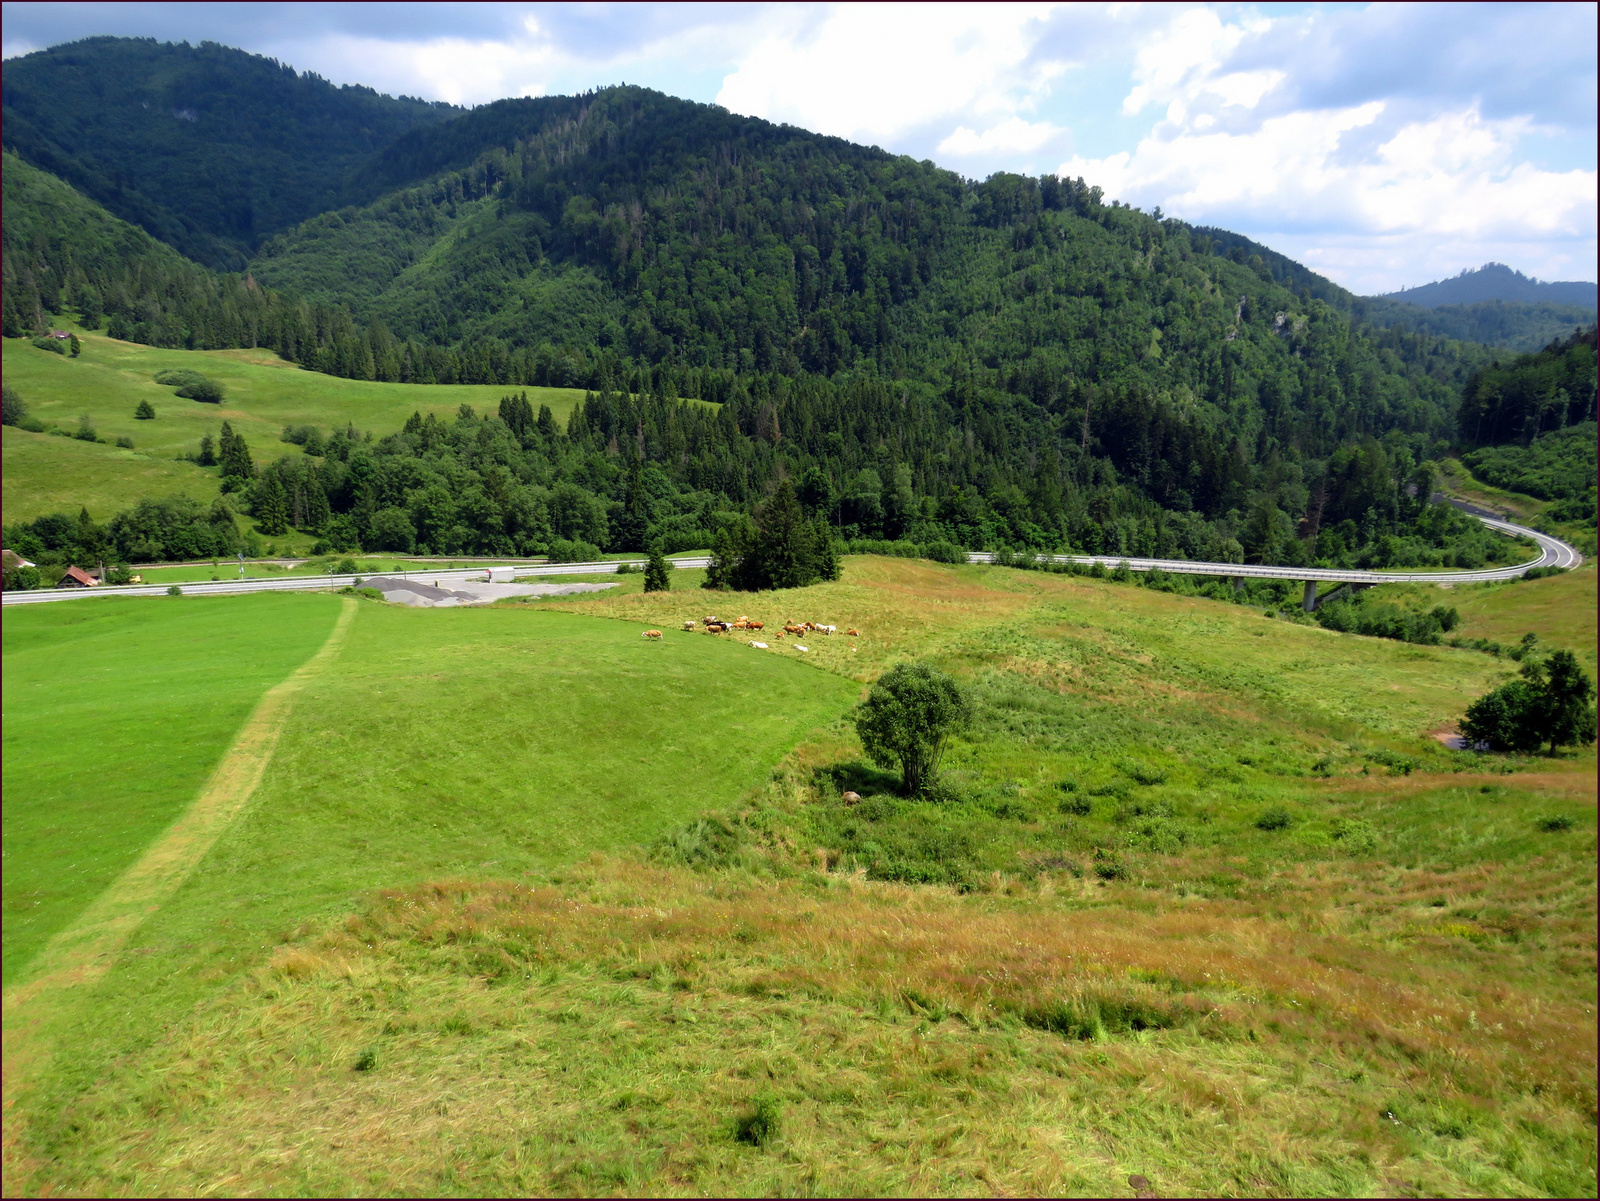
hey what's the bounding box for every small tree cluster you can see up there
[1460,650,1596,755]
[703,481,840,592]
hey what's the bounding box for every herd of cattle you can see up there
[640,616,861,646]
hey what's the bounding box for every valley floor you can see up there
[2,558,1594,1197]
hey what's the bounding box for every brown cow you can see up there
[642,629,662,640]
[846,628,859,637]
[782,623,805,635]
[746,621,764,631]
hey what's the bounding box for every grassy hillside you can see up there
[1,592,344,981]
[4,559,1592,1196]
[1,329,587,523]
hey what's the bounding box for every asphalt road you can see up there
[2,511,1581,607]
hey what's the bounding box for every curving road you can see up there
[1,509,1581,607]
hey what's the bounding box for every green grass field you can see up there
[1,328,589,522]
[3,560,1593,1197]
[1,592,344,983]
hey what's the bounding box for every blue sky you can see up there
[3,1,1594,294]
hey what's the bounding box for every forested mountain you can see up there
[0,37,458,270]
[1381,263,1596,310]
[1457,326,1598,448]
[0,42,1566,576]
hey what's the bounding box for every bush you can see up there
[30,335,67,355]
[177,380,224,403]
[2,565,42,591]
[153,368,209,388]
[922,540,965,564]
[331,557,359,575]
[615,561,636,574]
[734,1093,782,1147]
[546,538,603,563]
[115,435,134,449]
[353,1047,378,1072]
[1256,806,1293,831]
[1330,817,1378,853]
[166,584,183,596]
[74,416,98,442]
[1538,815,1573,832]
[1,385,27,426]
[134,399,156,420]
[1092,848,1128,880]
[653,817,742,868]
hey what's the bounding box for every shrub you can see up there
[1538,815,1573,832]
[166,584,183,596]
[921,540,965,564]
[615,561,636,574]
[1092,848,1128,880]
[1330,817,1378,853]
[353,1047,377,1072]
[2,385,28,426]
[30,335,67,355]
[734,1093,782,1148]
[546,538,603,563]
[1256,806,1293,831]
[177,380,225,403]
[116,435,134,449]
[153,368,209,388]
[2,565,42,591]
[74,416,98,442]
[331,557,359,575]
[134,399,156,420]
[1059,794,1092,817]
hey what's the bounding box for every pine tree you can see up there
[305,469,331,530]
[644,547,671,592]
[810,519,841,581]
[253,471,289,535]
[221,422,254,480]
[612,457,650,551]
[198,432,217,466]
[752,480,811,589]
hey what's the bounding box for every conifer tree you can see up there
[644,547,671,592]
[253,471,289,535]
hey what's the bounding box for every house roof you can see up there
[2,549,36,570]
[60,565,99,586]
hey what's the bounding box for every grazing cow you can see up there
[683,620,696,631]
[746,621,764,631]
[732,620,750,629]
[705,621,729,633]
[843,791,862,805]
[846,628,859,637]
[749,641,769,649]
[802,621,818,631]
[816,624,836,636]
[642,629,662,640]
[703,616,720,626]
[782,623,805,635]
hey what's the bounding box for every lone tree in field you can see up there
[855,662,970,796]
[1460,650,1596,755]
[644,547,671,592]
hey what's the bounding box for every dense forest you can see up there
[1456,327,1598,448]
[1,39,1587,579]
[0,37,457,269]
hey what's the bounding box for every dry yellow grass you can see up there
[22,862,1593,1197]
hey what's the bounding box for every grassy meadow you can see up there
[1,327,588,523]
[3,558,1594,1197]
[1,592,344,983]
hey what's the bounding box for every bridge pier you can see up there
[1302,580,1318,612]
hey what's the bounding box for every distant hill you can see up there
[1,37,459,270]
[1380,263,1596,310]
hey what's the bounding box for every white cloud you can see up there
[716,3,1064,146]
[1059,6,1596,292]
[937,117,1066,158]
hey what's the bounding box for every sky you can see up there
[3,1,1595,294]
